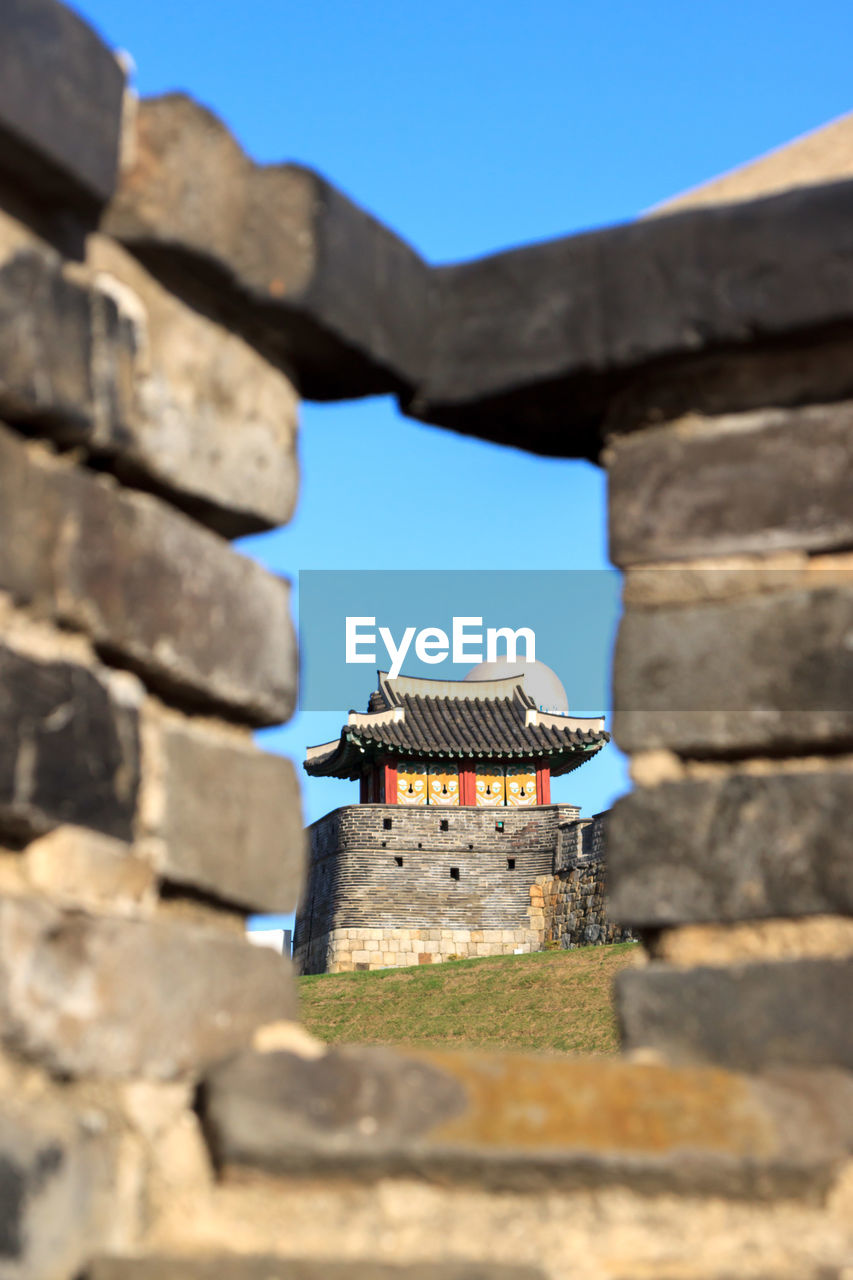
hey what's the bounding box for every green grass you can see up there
[298,942,641,1056]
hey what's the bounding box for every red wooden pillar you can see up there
[459,762,476,806]
[362,767,380,803]
[535,762,551,805]
[383,759,398,805]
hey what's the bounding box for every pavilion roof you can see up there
[304,672,608,780]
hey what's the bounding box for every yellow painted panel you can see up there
[428,763,460,806]
[506,764,536,806]
[475,763,505,807]
[397,762,427,805]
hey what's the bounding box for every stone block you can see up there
[613,584,853,755]
[25,826,155,916]
[608,403,853,567]
[408,175,853,455]
[0,240,131,440]
[0,225,299,540]
[0,641,139,842]
[608,767,853,926]
[200,1045,853,1200]
[87,1257,544,1279]
[87,235,300,537]
[0,895,297,1079]
[616,958,853,1071]
[0,0,124,217]
[0,1092,120,1280]
[0,425,296,726]
[145,717,305,912]
[105,94,431,401]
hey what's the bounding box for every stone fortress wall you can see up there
[294,805,630,973]
[0,5,851,1277]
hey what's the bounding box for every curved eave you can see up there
[304,728,610,780]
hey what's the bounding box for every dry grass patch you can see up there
[298,942,642,1055]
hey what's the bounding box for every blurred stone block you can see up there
[201,1046,853,1200]
[608,767,853,926]
[0,0,124,216]
[0,223,298,538]
[105,94,431,401]
[0,894,298,1079]
[146,716,305,913]
[0,240,127,437]
[0,642,139,842]
[0,424,296,726]
[608,402,853,567]
[613,584,853,756]
[616,958,853,1071]
[0,1093,119,1280]
[408,178,853,452]
[88,234,300,537]
[24,826,155,917]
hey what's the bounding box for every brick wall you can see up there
[293,803,582,972]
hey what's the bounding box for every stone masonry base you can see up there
[295,925,540,974]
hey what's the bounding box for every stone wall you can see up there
[294,803,581,973]
[301,924,540,974]
[532,828,635,951]
[0,4,851,1278]
[293,806,631,972]
[0,6,307,1275]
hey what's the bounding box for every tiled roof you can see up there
[305,675,608,780]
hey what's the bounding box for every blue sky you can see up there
[76,0,851,921]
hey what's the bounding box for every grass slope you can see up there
[299,942,641,1056]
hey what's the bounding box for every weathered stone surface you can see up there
[105,94,431,400]
[0,1093,119,1280]
[0,242,133,438]
[0,424,296,725]
[0,642,139,842]
[608,403,853,567]
[0,219,298,538]
[202,1046,853,1199]
[0,0,124,216]
[608,767,853,926]
[145,717,305,912]
[617,958,853,1070]
[88,234,300,537]
[202,1044,467,1171]
[0,895,297,1079]
[24,826,155,916]
[408,177,853,456]
[87,1259,544,1279]
[612,584,853,756]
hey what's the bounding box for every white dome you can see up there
[463,658,569,715]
